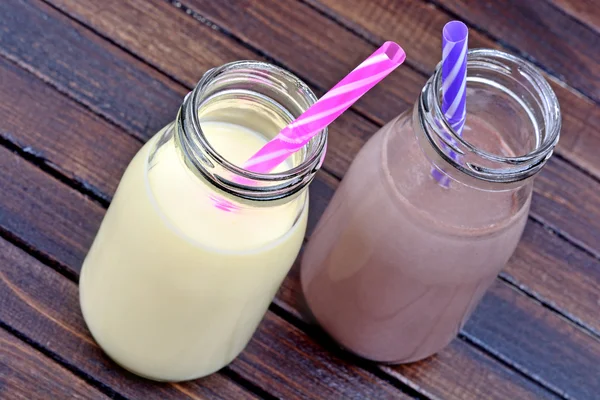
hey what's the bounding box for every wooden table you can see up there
[1,1,599,399]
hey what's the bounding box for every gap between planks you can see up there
[26,0,600,347]
[22,0,600,374]
[457,331,570,400]
[0,228,288,400]
[422,0,600,107]
[7,0,598,395]
[0,74,565,400]
[0,321,128,400]
[2,52,597,346]
[0,40,425,397]
[269,299,566,400]
[0,172,426,400]
[544,0,600,34]
[159,0,600,260]
[298,0,600,186]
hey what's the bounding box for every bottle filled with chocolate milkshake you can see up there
[300,49,561,363]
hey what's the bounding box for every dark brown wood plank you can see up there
[1,0,596,396]
[0,57,560,400]
[277,188,600,400]
[0,143,102,271]
[2,0,584,329]
[0,233,411,400]
[300,0,600,180]
[46,0,419,122]
[0,236,259,400]
[505,218,600,337]
[531,158,600,259]
[0,144,558,400]
[0,10,411,396]
[432,0,600,103]
[43,0,257,89]
[61,0,600,314]
[159,0,600,256]
[0,328,110,400]
[546,0,600,33]
[0,51,139,201]
[0,0,184,141]
[463,280,600,399]
[230,313,411,400]
[38,0,600,258]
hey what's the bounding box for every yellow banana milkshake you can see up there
[79,62,327,381]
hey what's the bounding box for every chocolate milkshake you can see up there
[301,50,561,363]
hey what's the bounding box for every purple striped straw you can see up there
[431,21,468,187]
[243,42,405,173]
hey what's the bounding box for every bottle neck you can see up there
[417,49,561,190]
[175,61,327,203]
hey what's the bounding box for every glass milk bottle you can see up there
[301,49,560,363]
[79,61,327,381]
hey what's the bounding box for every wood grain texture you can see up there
[531,158,600,258]
[0,237,259,400]
[466,276,600,400]
[277,182,600,400]
[162,0,600,257]
[0,145,102,271]
[278,256,563,400]
[0,236,411,400]
[464,281,600,399]
[89,0,600,329]
[0,329,109,400]
[0,0,184,141]
[433,0,600,103]
[4,0,580,340]
[0,73,559,400]
[44,0,256,89]
[303,0,600,180]
[47,0,420,122]
[0,134,584,399]
[230,313,411,400]
[0,146,558,400]
[504,219,600,337]
[38,0,600,260]
[546,0,600,33]
[0,53,139,200]
[0,0,597,398]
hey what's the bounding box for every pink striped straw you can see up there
[243,41,406,173]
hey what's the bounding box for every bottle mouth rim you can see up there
[189,61,327,182]
[178,61,328,201]
[422,49,561,183]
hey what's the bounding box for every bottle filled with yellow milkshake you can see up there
[79,61,327,381]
